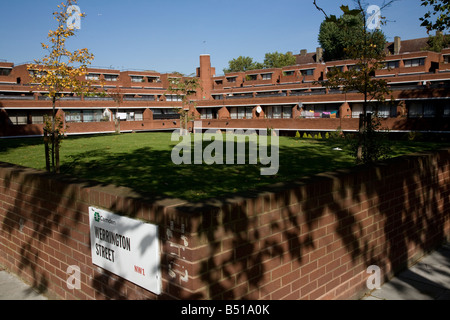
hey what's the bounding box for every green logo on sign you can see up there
[94,212,101,222]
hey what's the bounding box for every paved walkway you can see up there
[0,268,47,300]
[363,242,450,300]
[1,243,449,300]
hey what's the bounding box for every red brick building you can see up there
[1,36,450,137]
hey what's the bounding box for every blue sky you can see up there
[0,0,433,75]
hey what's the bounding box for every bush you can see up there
[295,131,301,139]
[329,127,344,140]
[303,133,308,139]
[350,115,392,164]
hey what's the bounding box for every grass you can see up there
[0,132,448,201]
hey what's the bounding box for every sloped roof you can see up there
[295,53,318,65]
[295,37,435,64]
[385,37,430,55]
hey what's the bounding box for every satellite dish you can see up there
[256,106,262,114]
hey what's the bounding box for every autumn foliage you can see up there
[28,0,95,173]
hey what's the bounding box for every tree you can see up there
[420,0,450,33]
[318,6,386,61]
[424,32,450,52]
[223,56,259,73]
[28,0,95,173]
[314,0,396,163]
[263,52,297,69]
[105,86,124,134]
[223,52,297,73]
[166,76,202,135]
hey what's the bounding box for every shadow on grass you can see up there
[0,137,44,154]
[58,138,355,202]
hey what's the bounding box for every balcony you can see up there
[0,94,34,100]
[124,95,156,101]
[153,114,180,120]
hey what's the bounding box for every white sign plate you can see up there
[89,207,161,295]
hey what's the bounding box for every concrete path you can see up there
[363,243,450,300]
[1,243,449,300]
[0,268,47,300]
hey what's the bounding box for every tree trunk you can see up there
[44,128,50,172]
[55,135,60,173]
[357,113,365,163]
[52,97,56,173]
[115,106,121,134]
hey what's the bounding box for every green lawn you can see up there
[0,132,447,201]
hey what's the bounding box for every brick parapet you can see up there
[1,148,449,299]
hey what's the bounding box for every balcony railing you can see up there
[153,114,180,120]
[0,95,34,100]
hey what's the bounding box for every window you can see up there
[245,107,253,119]
[423,103,436,118]
[131,76,144,83]
[227,77,237,83]
[86,73,100,81]
[376,105,394,118]
[212,95,223,100]
[352,104,374,118]
[272,106,282,119]
[238,108,245,119]
[261,73,272,80]
[65,110,102,123]
[8,112,27,125]
[135,111,144,121]
[444,55,450,64]
[443,104,450,117]
[408,102,436,118]
[65,110,82,123]
[265,106,288,119]
[229,107,252,119]
[31,115,45,124]
[327,66,343,73]
[200,108,217,120]
[404,58,425,68]
[348,65,361,71]
[283,71,295,76]
[230,107,238,119]
[0,68,12,76]
[265,106,273,119]
[83,110,95,122]
[151,108,179,120]
[147,76,160,83]
[166,95,183,102]
[104,74,119,81]
[112,110,144,121]
[82,110,102,122]
[246,74,258,81]
[282,106,292,119]
[301,69,314,76]
[408,103,423,118]
[383,61,400,69]
[29,70,47,78]
[215,80,223,85]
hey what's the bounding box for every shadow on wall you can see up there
[187,151,450,299]
[0,146,449,299]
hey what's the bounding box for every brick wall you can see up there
[1,148,449,300]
